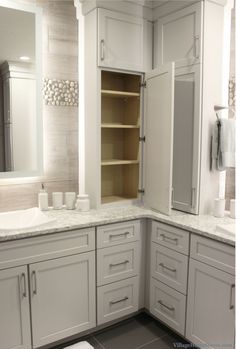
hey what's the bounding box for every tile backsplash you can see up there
[0,0,78,212]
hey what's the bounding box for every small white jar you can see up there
[230,199,236,219]
[65,192,76,210]
[52,192,63,210]
[76,194,90,212]
[214,198,225,218]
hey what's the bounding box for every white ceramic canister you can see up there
[65,192,76,210]
[214,198,225,218]
[76,194,90,212]
[52,192,63,210]
[230,199,236,219]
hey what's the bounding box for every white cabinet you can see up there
[155,2,203,67]
[186,259,235,349]
[29,252,96,348]
[98,9,145,72]
[0,266,31,349]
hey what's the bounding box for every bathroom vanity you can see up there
[0,207,234,349]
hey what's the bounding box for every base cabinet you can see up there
[186,259,235,349]
[30,252,96,348]
[0,266,31,349]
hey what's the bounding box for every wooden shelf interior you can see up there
[102,71,140,93]
[101,164,139,202]
[101,128,139,162]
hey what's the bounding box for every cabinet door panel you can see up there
[30,252,96,348]
[0,266,31,349]
[186,259,235,349]
[144,63,175,215]
[157,2,202,66]
[98,9,144,71]
[172,64,201,213]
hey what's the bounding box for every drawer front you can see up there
[151,243,188,294]
[97,220,140,249]
[190,234,235,275]
[97,242,139,286]
[0,228,95,270]
[152,221,189,255]
[150,278,186,335]
[97,277,139,325]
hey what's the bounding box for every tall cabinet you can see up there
[76,0,231,215]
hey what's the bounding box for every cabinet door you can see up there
[172,64,201,214]
[186,259,235,349]
[98,9,144,71]
[30,252,96,348]
[157,2,202,67]
[0,266,31,349]
[144,63,175,215]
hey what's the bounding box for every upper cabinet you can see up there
[98,9,150,72]
[155,2,203,67]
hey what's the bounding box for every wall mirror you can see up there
[0,0,42,178]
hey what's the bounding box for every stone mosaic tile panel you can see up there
[44,78,78,106]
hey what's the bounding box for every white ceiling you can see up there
[0,6,35,65]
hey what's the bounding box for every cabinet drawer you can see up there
[190,235,235,275]
[151,243,188,294]
[97,220,140,249]
[0,228,95,270]
[97,277,139,325]
[97,242,139,286]
[152,221,189,255]
[150,278,186,336]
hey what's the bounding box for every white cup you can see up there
[52,192,63,210]
[76,194,90,212]
[214,198,225,218]
[230,199,236,219]
[65,192,76,210]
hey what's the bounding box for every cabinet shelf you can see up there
[101,195,137,204]
[101,90,140,98]
[101,123,139,129]
[101,159,139,166]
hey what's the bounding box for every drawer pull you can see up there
[20,273,27,298]
[158,300,175,312]
[109,231,129,239]
[110,296,129,305]
[159,263,176,273]
[160,233,178,244]
[230,284,235,310]
[110,260,129,267]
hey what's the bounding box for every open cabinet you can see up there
[101,71,142,204]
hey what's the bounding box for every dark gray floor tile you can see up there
[88,336,105,349]
[140,333,190,349]
[94,314,168,349]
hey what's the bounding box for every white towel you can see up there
[64,341,94,349]
[220,119,236,168]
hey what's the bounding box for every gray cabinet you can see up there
[186,259,235,349]
[0,266,31,349]
[29,252,96,348]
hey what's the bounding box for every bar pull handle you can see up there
[158,300,175,312]
[110,260,129,267]
[32,271,37,295]
[230,284,235,310]
[100,39,105,61]
[110,296,128,305]
[194,35,200,59]
[20,273,27,298]
[159,263,177,273]
[109,231,129,239]
[191,188,196,209]
[160,233,178,245]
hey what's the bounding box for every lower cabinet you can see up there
[186,259,235,349]
[30,252,96,348]
[0,266,31,349]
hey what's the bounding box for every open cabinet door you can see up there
[144,63,175,215]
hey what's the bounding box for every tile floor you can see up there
[55,313,191,349]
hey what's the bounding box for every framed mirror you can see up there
[0,0,43,178]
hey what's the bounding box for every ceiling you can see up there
[0,6,35,66]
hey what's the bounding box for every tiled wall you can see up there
[0,0,78,211]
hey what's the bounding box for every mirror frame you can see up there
[0,0,43,179]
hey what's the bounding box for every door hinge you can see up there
[140,81,146,88]
[138,189,145,194]
[139,136,146,142]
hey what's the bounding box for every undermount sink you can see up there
[216,223,235,236]
[0,207,56,233]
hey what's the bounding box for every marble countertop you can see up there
[0,205,235,246]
